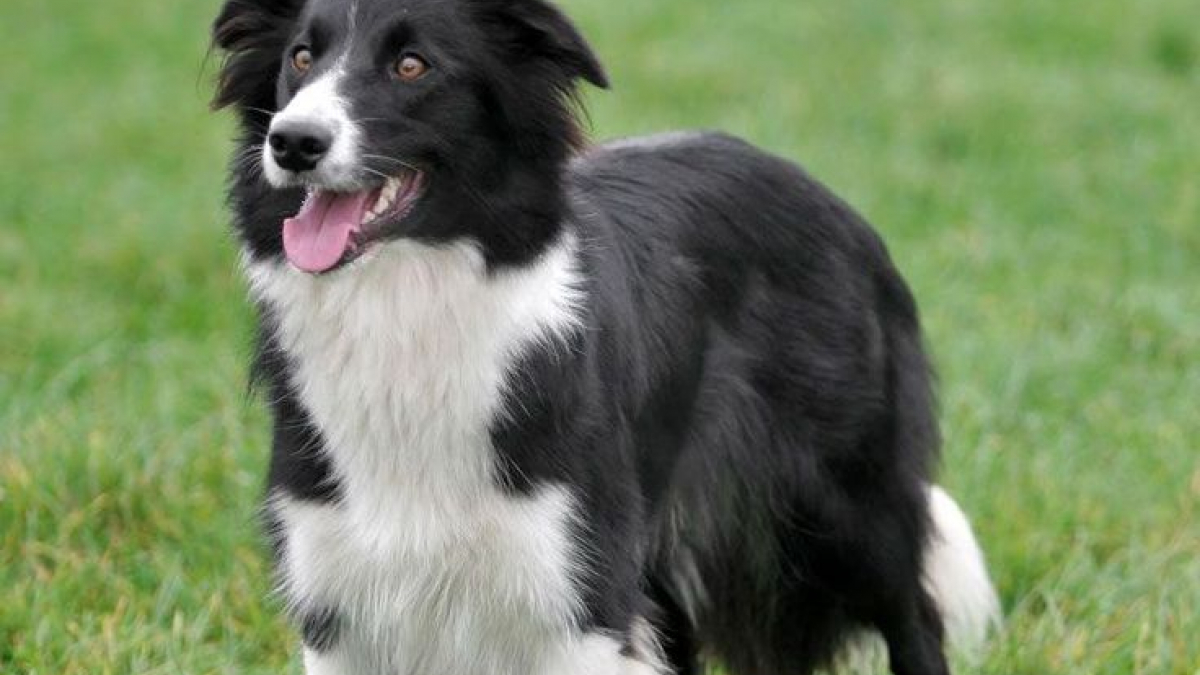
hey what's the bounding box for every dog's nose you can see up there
[268,121,333,172]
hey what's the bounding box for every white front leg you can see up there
[302,631,664,675]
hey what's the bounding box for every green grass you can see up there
[2,0,1198,673]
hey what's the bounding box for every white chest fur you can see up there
[245,238,593,675]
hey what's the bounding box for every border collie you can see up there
[211,0,1000,673]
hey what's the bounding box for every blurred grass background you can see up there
[1,0,1198,673]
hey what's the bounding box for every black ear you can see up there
[210,0,305,111]
[477,0,610,89]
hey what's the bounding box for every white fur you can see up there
[305,628,664,675]
[546,630,666,675]
[248,236,661,674]
[263,67,363,191]
[275,488,583,674]
[303,647,352,675]
[923,485,1001,651]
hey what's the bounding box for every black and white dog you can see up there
[211,0,999,673]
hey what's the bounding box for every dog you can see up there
[210,0,1000,673]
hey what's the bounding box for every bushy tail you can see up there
[922,486,1001,653]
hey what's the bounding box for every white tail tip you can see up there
[923,486,1002,653]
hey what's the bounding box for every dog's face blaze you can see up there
[213,0,607,272]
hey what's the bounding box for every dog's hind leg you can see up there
[646,576,700,675]
[873,588,952,675]
[865,486,999,675]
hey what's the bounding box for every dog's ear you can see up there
[211,0,305,112]
[476,0,609,89]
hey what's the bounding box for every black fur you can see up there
[299,606,343,653]
[213,0,954,673]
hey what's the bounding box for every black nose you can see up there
[268,121,333,172]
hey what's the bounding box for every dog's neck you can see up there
[416,156,573,270]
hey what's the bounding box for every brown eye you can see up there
[291,48,313,73]
[395,54,429,81]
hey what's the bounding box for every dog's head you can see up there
[212,0,607,272]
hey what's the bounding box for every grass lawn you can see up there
[2,0,1198,673]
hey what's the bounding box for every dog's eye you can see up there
[291,47,314,74]
[395,54,429,82]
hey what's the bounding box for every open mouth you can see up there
[282,168,425,273]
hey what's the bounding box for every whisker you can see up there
[361,153,422,173]
[231,148,265,177]
[360,166,393,181]
[234,146,262,162]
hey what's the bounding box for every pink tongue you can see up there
[282,190,376,273]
